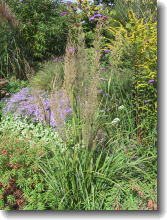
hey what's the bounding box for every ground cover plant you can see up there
[0,0,157,210]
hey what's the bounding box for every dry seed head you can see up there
[63,35,77,96]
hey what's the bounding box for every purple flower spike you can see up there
[148,79,155,83]
[104,93,109,97]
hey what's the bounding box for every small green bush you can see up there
[4,0,70,59]
[0,116,64,210]
[6,76,29,94]
[30,61,64,92]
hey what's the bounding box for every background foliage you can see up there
[0,0,157,211]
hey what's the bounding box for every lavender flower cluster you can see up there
[3,88,72,128]
[89,14,108,21]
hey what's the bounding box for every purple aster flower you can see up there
[89,14,107,22]
[19,0,24,2]
[144,100,150,103]
[102,16,108,20]
[104,93,109,97]
[63,107,72,114]
[146,40,150,43]
[3,88,72,129]
[97,89,103,94]
[100,67,107,71]
[89,14,108,21]
[84,88,89,96]
[94,14,103,18]
[26,21,32,25]
[68,47,76,53]
[52,56,61,62]
[148,79,155,83]
[89,16,95,21]
[104,49,111,54]
[60,11,68,16]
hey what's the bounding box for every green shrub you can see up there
[0,115,64,210]
[30,61,64,92]
[4,0,70,59]
[6,76,29,94]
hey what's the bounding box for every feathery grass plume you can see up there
[0,0,19,28]
[63,34,77,97]
[63,32,80,142]
[50,63,71,142]
[80,24,102,149]
[32,89,50,126]
[63,24,102,148]
[63,27,89,144]
[0,1,35,80]
[50,88,70,142]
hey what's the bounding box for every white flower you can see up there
[118,105,125,110]
[111,118,120,124]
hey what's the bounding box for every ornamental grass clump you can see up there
[0,0,19,28]
[63,25,102,148]
[30,61,64,92]
[0,1,35,79]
